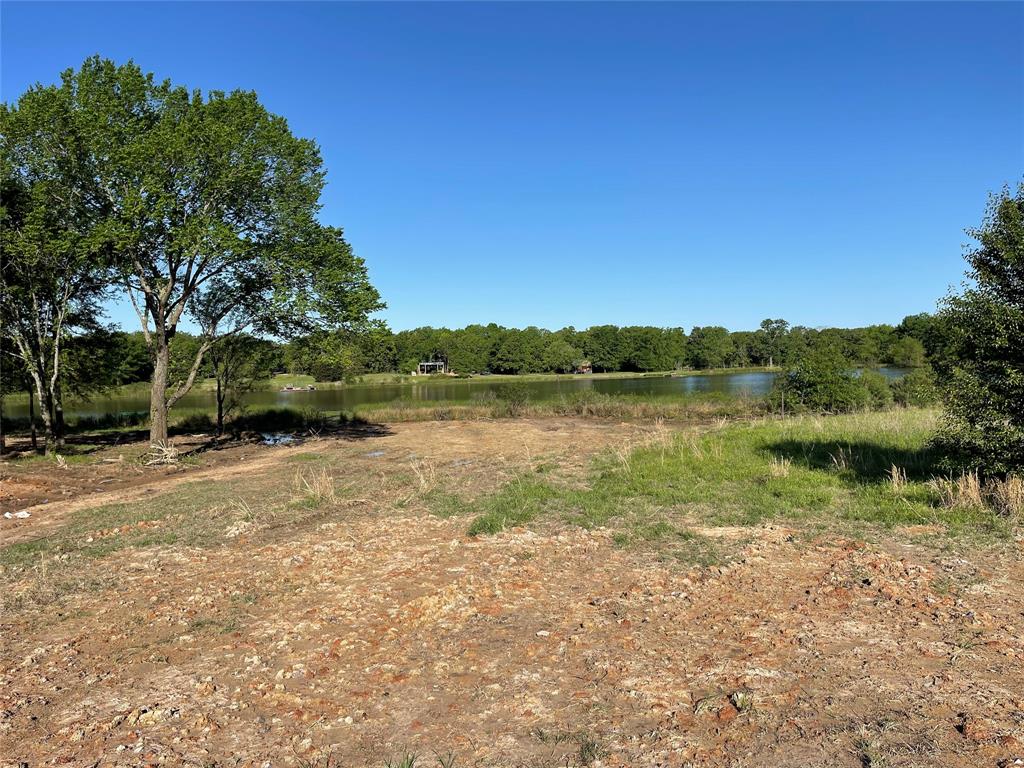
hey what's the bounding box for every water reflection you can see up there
[8,368,910,420]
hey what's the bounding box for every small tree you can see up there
[1,89,109,453]
[208,335,275,435]
[890,336,926,368]
[935,183,1024,475]
[769,349,869,414]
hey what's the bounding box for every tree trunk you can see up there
[216,376,224,436]
[53,378,66,449]
[150,336,171,445]
[36,387,55,455]
[27,385,38,452]
[0,394,5,455]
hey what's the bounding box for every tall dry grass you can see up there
[930,471,1023,518]
[293,466,337,506]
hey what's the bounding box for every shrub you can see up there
[768,350,869,414]
[934,184,1024,475]
[493,382,531,417]
[858,370,893,409]
[891,367,939,407]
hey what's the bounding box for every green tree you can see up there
[757,318,789,367]
[688,326,734,369]
[897,313,955,374]
[357,324,398,374]
[889,336,926,368]
[56,57,381,444]
[541,338,582,373]
[0,90,109,452]
[620,326,671,372]
[769,348,869,414]
[582,326,624,372]
[935,183,1024,474]
[289,331,363,382]
[208,335,276,435]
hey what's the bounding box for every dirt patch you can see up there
[1,419,1022,767]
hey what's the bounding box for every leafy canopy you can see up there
[935,183,1024,475]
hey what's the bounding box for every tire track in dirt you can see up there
[0,443,319,546]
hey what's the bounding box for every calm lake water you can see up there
[6,368,911,421]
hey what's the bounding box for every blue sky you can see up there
[2,2,1022,332]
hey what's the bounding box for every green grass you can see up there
[0,476,297,614]
[353,390,760,424]
[454,409,1013,551]
[0,480,226,570]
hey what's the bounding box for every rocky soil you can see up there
[1,419,1022,767]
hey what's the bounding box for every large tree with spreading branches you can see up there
[12,57,382,444]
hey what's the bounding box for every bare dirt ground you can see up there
[1,419,1022,767]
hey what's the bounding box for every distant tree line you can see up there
[13,313,940,393]
[272,314,947,380]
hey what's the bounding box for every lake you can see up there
[4,368,911,421]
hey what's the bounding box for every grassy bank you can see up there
[439,409,1018,556]
[1,391,763,444]
[349,390,759,423]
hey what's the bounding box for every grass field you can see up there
[439,409,1014,557]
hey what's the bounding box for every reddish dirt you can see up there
[1,419,1022,767]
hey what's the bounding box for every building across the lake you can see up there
[415,360,449,375]
[574,360,593,374]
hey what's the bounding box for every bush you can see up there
[768,351,869,414]
[934,184,1024,475]
[891,367,939,407]
[493,382,531,417]
[859,370,893,409]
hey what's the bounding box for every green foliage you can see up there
[892,367,939,407]
[464,409,1008,542]
[889,336,927,368]
[7,56,383,443]
[381,319,936,379]
[755,318,790,366]
[493,382,531,416]
[687,326,734,369]
[0,88,111,450]
[541,338,582,373]
[896,312,956,374]
[208,334,277,432]
[582,325,625,372]
[769,350,869,414]
[935,183,1024,475]
[858,370,894,409]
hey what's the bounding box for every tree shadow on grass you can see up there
[2,413,392,459]
[181,413,394,457]
[766,439,941,484]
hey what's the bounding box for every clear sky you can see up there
[2,1,1022,332]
